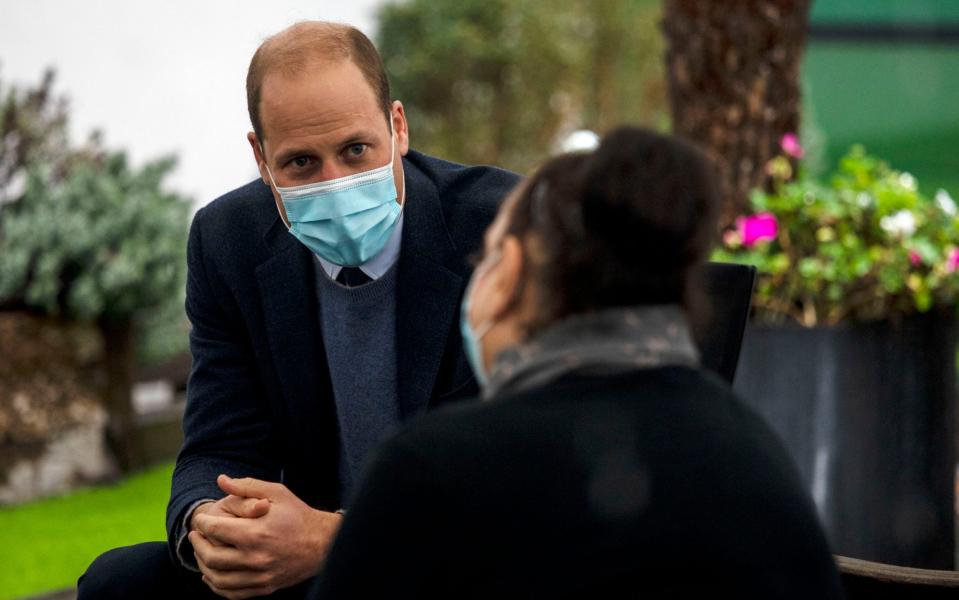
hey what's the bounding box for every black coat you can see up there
[165,150,519,560]
[311,367,844,599]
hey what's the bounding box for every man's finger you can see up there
[217,475,282,500]
[199,566,272,599]
[197,561,271,591]
[220,494,271,519]
[190,530,224,557]
[192,513,255,547]
[191,531,262,571]
[190,531,231,565]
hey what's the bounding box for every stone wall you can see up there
[0,312,117,504]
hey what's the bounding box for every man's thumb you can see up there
[217,474,278,499]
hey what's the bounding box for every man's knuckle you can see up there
[249,526,270,546]
[197,516,212,533]
[251,551,270,570]
[251,528,265,544]
[208,521,222,537]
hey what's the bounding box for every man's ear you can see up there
[391,101,410,157]
[248,132,270,185]
[489,235,526,321]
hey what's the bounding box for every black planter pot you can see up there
[732,313,958,569]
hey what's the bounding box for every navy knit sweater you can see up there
[315,261,401,504]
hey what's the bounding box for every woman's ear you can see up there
[488,234,526,321]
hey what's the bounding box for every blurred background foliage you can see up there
[377,0,668,174]
[377,0,959,200]
[0,153,187,321]
[0,71,191,365]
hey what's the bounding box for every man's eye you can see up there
[292,156,311,168]
[346,144,367,158]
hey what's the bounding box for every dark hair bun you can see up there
[581,126,719,270]
[503,125,719,333]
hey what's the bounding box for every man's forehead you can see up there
[258,59,385,144]
[261,59,375,106]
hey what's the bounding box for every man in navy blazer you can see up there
[79,20,518,599]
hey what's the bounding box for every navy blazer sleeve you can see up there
[165,205,281,563]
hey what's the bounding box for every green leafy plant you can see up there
[0,71,190,344]
[0,152,189,321]
[713,134,959,326]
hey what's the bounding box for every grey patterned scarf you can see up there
[483,305,699,401]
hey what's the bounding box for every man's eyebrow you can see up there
[334,129,379,146]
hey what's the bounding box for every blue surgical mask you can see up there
[263,125,403,266]
[460,250,501,387]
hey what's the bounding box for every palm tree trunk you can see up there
[662,0,811,228]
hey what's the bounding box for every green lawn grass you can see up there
[0,461,173,600]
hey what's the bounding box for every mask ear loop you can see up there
[264,160,279,190]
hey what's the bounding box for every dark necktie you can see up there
[336,266,373,288]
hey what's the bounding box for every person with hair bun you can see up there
[310,127,843,599]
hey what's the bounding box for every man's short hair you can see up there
[246,21,392,142]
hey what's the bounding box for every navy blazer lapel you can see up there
[397,159,465,418]
[255,219,336,457]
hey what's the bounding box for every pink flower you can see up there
[736,212,778,247]
[909,251,922,267]
[780,133,804,159]
[948,249,959,273]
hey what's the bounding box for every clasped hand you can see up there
[189,475,342,599]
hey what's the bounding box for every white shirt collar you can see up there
[316,211,404,281]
